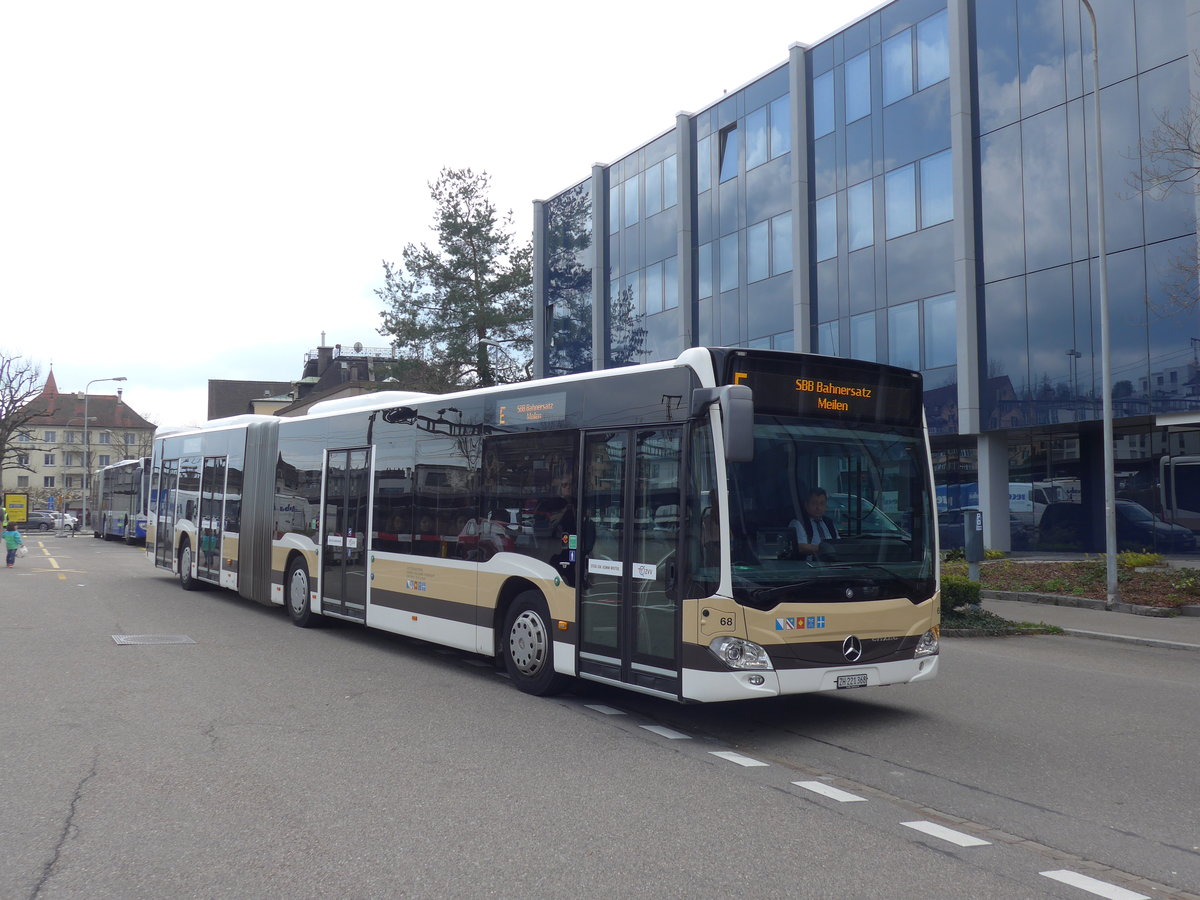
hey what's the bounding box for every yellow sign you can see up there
[794,379,874,413]
[3,492,29,523]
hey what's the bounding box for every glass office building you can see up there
[532,0,1200,554]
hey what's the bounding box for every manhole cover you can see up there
[112,634,196,645]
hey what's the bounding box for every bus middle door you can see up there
[579,427,682,698]
[320,448,371,622]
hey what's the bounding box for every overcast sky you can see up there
[2,0,879,428]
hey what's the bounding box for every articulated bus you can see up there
[94,457,151,543]
[146,348,940,702]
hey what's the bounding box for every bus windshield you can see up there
[722,416,935,607]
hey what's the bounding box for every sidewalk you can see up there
[980,595,1200,653]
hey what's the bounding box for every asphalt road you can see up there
[2,536,1197,899]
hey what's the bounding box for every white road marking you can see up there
[901,820,991,847]
[1039,870,1149,900]
[640,725,690,740]
[792,780,868,802]
[584,704,625,715]
[710,751,769,767]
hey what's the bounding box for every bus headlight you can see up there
[709,636,773,670]
[914,627,940,657]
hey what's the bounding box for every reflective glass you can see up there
[624,175,639,228]
[698,242,713,300]
[919,149,952,227]
[922,293,956,369]
[645,261,664,314]
[848,179,874,250]
[983,276,1030,413]
[883,29,913,105]
[697,136,712,193]
[664,256,679,310]
[1017,0,1066,118]
[747,220,770,283]
[1021,107,1070,272]
[646,162,662,217]
[747,106,768,170]
[774,331,794,351]
[719,125,739,183]
[1146,236,1195,413]
[975,0,1019,133]
[846,51,871,123]
[608,184,619,235]
[813,71,835,138]
[1139,59,1195,244]
[846,118,873,186]
[771,212,793,275]
[885,164,916,238]
[816,194,837,262]
[1097,78,1145,252]
[719,234,738,293]
[770,95,791,158]
[1135,0,1187,71]
[818,319,840,356]
[888,301,920,370]
[664,155,678,209]
[979,124,1025,281]
[1025,266,1074,407]
[916,10,949,90]
[850,311,877,362]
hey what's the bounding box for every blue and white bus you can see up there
[94,457,151,543]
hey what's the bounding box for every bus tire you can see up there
[286,557,320,628]
[178,540,197,591]
[502,591,567,696]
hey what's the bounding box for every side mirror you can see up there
[691,385,754,463]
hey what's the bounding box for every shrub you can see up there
[941,573,981,615]
[984,548,1007,560]
[1117,551,1162,569]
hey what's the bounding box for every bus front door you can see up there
[579,428,682,697]
[320,448,371,622]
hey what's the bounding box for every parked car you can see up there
[34,509,77,529]
[20,511,57,531]
[1038,500,1198,552]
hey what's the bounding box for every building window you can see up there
[746,105,769,170]
[698,242,713,299]
[769,95,790,158]
[67,431,77,444]
[920,149,953,226]
[609,184,619,235]
[99,432,111,444]
[624,175,639,228]
[916,10,949,91]
[43,476,55,488]
[99,455,111,467]
[923,293,956,368]
[883,29,913,105]
[718,125,739,183]
[848,180,874,250]
[125,433,136,445]
[748,220,770,282]
[44,430,56,443]
[664,256,679,310]
[885,164,917,238]
[646,163,663,217]
[888,302,920,370]
[813,70,834,138]
[16,476,28,488]
[818,320,840,356]
[816,195,838,261]
[719,234,739,292]
[845,51,871,123]
[44,453,55,466]
[663,155,677,209]
[771,212,793,275]
[697,135,712,193]
[851,311,877,362]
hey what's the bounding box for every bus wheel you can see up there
[502,592,567,696]
[286,558,319,628]
[178,541,196,591]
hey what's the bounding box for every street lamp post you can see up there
[1080,0,1118,608]
[81,376,127,535]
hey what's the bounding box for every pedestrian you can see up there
[4,522,24,568]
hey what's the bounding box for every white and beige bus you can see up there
[147,347,940,702]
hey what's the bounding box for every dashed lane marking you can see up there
[901,820,992,848]
[640,725,690,740]
[585,704,625,715]
[710,750,769,767]
[1039,870,1150,900]
[793,780,869,803]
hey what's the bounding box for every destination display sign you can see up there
[720,353,923,427]
[493,392,567,427]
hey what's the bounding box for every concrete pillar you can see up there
[978,432,1011,552]
[788,43,813,351]
[676,112,696,351]
[532,200,546,379]
[591,164,607,370]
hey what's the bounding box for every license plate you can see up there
[836,673,868,689]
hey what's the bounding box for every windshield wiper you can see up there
[751,580,824,603]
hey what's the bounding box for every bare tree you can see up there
[0,354,44,490]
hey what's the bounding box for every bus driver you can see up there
[788,487,839,562]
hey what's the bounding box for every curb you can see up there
[981,589,1177,617]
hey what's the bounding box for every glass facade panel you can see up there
[1017,0,1066,118]
[664,155,678,209]
[1020,106,1070,272]
[916,9,949,90]
[815,194,837,261]
[719,125,739,183]
[646,162,662,217]
[698,242,713,300]
[883,29,913,105]
[813,70,834,138]
[747,220,769,283]
[923,292,955,369]
[608,184,619,235]
[1139,59,1196,245]
[697,135,712,193]
[845,51,871,123]
[1135,0,1187,71]
[624,175,639,228]
[888,301,919,370]
[645,261,663,314]
[544,182,593,377]
[746,105,768,169]
[848,179,874,250]
[771,212,793,275]
[885,164,916,238]
[979,124,1025,281]
[975,0,1019,134]
[818,319,840,356]
[919,149,952,227]
[664,256,679,310]
[850,311,877,362]
[769,95,791,158]
[719,234,738,292]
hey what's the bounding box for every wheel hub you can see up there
[509,610,548,676]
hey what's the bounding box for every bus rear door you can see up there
[320,448,371,621]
